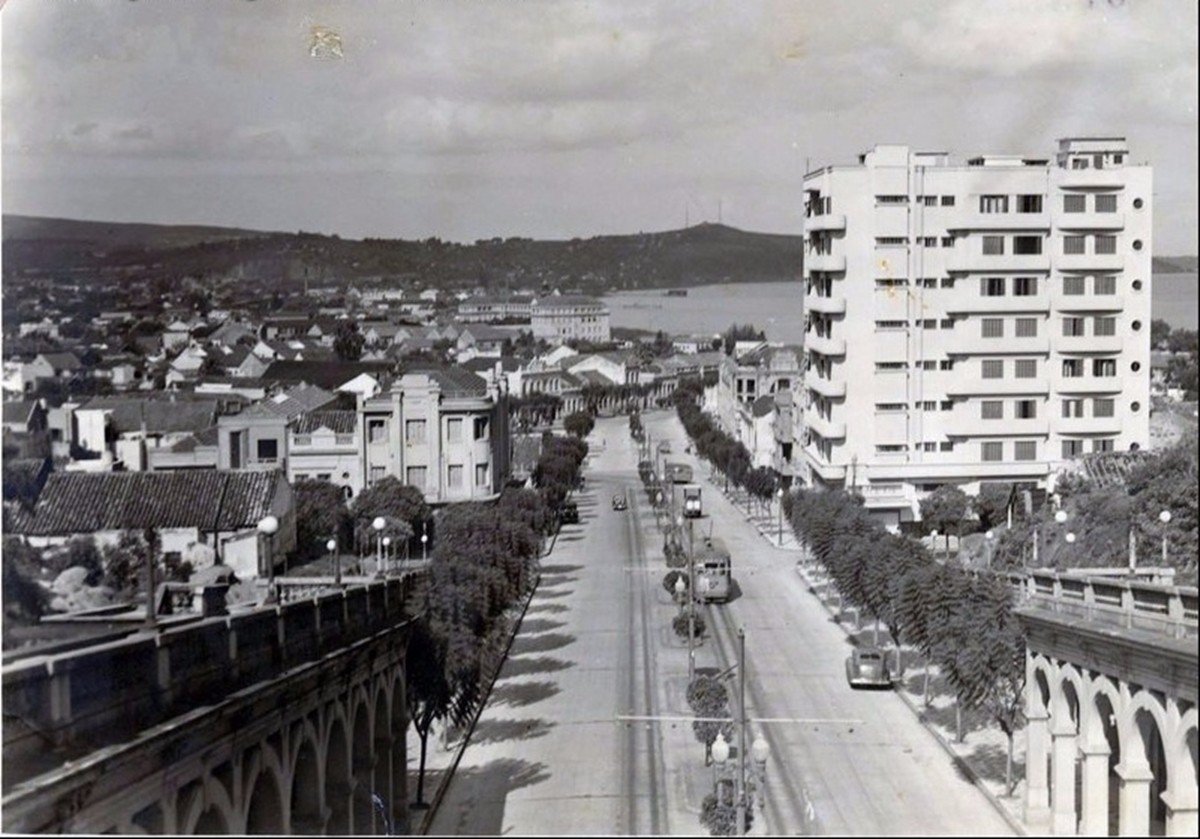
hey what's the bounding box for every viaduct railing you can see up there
[1,571,426,793]
[1006,568,1198,640]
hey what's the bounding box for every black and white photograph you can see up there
[1,0,1197,835]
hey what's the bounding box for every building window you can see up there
[875,320,907,330]
[256,439,278,462]
[980,195,1009,213]
[405,466,427,489]
[922,196,937,207]
[1062,440,1084,458]
[1013,277,1038,296]
[1017,195,1043,213]
[1015,399,1037,419]
[918,360,937,370]
[1063,317,1086,337]
[916,401,937,410]
[920,237,936,247]
[981,400,1004,420]
[317,473,332,482]
[1063,399,1085,418]
[919,442,936,452]
[982,360,1004,379]
[475,463,490,487]
[982,318,1004,338]
[1071,158,1088,170]
[1064,194,1086,213]
[940,318,956,329]
[921,320,938,330]
[369,466,386,485]
[1093,317,1117,337]
[939,442,954,452]
[940,277,956,288]
[448,464,464,487]
[1062,359,1084,378]
[982,441,1004,462]
[336,434,354,445]
[940,400,954,410]
[405,419,426,445]
[876,237,908,247]
[981,277,1006,297]
[875,362,907,371]
[982,236,1005,255]
[447,418,464,443]
[1093,275,1117,295]
[875,278,909,288]
[1013,236,1043,255]
[877,195,908,205]
[1093,398,1115,418]
[939,361,955,372]
[1095,194,1117,213]
[920,278,938,288]
[1093,358,1117,377]
[1064,236,1086,255]
[294,435,312,446]
[876,403,907,412]
[474,416,490,440]
[1093,439,1115,453]
[1014,441,1038,461]
[1063,275,1086,295]
[1015,359,1038,378]
[368,419,388,444]
[941,196,956,207]
[1095,235,1117,255]
[875,444,907,453]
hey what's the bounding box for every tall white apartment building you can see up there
[798,138,1152,527]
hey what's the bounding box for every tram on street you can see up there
[693,535,732,603]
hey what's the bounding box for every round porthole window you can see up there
[1132,320,1142,331]
[1133,240,1144,251]
[1133,198,1144,209]
[1130,442,1141,452]
[1131,402,1141,413]
[1131,361,1141,372]
[1132,279,1143,291]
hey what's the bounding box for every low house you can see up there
[2,399,48,436]
[70,395,222,470]
[21,352,83,391]
[7,470,296,581]
[456,324,511,358]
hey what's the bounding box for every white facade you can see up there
[799,138,1152,526]
[531,296,611,344]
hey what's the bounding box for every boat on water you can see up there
[665,289,689,297]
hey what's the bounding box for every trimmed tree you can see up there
[920,485,970,558]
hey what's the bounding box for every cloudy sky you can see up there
[2,0,1197,252]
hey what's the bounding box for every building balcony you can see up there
[1056,253,1125,273]
[807,254,846,273]
[806,295,846,315]
[1057,335,1125,354]
[1051,293,1125,313]
[1055,212,1125,231]
[947,212,1050,232]
[1056,415,1124,435]
[867,459,1052,482]
[949,335,1051,355]
[806,376,846,399]
[944,377,1050,397]
[946,252,1051,273]
[806,213,846,232]
[805,412,846,440]
[804,333,846,357]
[947,416,1048,437]
[859,482,912,509]
[944,295,1050,315]
[1051,375,1124,394]
[1057,169,1127,189]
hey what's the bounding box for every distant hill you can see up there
[1,216,804,294]
[1153,256,1199,274]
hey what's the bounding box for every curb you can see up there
[791,561,1029,837]
[416,572,542,835]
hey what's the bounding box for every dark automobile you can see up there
[611,493,628,511]
[845,647,892,689]
[560,502,580,524]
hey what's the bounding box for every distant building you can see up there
[530,296,611,344]
[800,138,1152,527]
[457,295,534,323]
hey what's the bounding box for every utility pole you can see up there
[736,627,747,836]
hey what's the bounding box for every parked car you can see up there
[560,502,580,524]
[611,493,628,511]
[845,646,892,689]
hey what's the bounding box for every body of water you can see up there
[606,273,1199,340]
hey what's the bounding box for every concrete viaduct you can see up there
[2,574,422,834]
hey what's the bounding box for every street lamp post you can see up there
[258,515,279,604]
[678,514,696,682]
[776,487,785,546]
[327,537,340,586]
[1159,510,1172,567]
[420,523,429,562]
[382,536,392,575]
[372,516,386,577]
[984,530,994,570]
[736,627,747,836]
[930,529,939,563]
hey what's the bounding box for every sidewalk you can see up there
[718,481,1030,836]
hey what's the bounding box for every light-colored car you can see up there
[845,647,892,689]
[611,493,628,511]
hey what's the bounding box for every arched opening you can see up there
[326,717,352,835]
[1061,679,1083,831]
[290,734,323,835]
[1131,707,1168,835]
[1093,691,1120,836]
[373,689,393,835]
[193,806,229,835]
[245,769,284,835]
[351,702,374,834]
